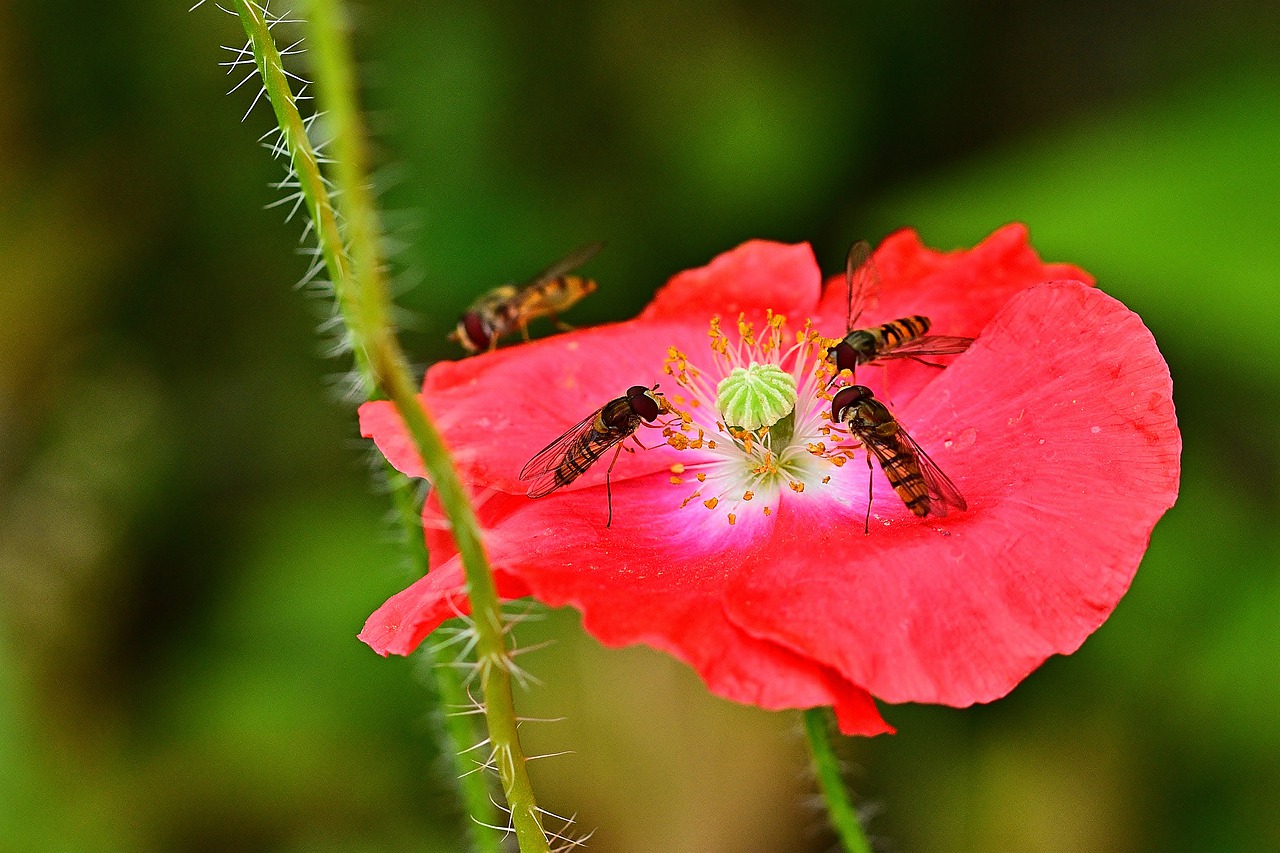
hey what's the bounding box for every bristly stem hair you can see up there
[229,2,550,850]
[802,707,874,853]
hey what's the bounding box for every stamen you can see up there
[660,312,846,527]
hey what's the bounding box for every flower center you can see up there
[716,362,797,432]
[661,312,845,525]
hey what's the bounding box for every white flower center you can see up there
[662,312,847,526]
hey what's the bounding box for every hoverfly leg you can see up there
[486,335,499,353]
[551,314,576,332]
[630,434,650,450]
[519,322,531,343]
[908,356,947,369]
[863,453,874,536]
[604,442,626,528]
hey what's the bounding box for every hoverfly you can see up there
[519,385,666,527]
[827,240,975,378]
[450,241,604,353]
[832,384,967,533]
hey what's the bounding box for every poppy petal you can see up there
[359,319,715,492]
[727,281,1179,705]
[361,475,892,735]
[814,223,1094,339]
[641,240,823,324]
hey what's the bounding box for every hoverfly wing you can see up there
[895,425,968,515]
[465,283,519,313]
[519,406,605,481]
[875,334,976,359]
[522,432,624,498]
[528,241,605,286]
[845,240,881,331]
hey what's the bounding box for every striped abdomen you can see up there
[860,315,931,361]
[867,430,933,516]
[516,275,599,319]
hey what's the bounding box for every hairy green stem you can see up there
[391,466,503,853]
[233,2,549,850]
[803,708,874,853]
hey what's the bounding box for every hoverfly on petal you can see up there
[827,240,975,378]
[520,385,667,527]
[451,241,604,353]
[832,384,967,533]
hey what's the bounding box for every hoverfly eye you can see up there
[631,392,660,422]
[625,385,648,399]
[831,385,871,421]
[829,342,857,374]
[461,313,491,350]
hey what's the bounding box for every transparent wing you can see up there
[465,284,519,313]
[528,241,605,286]
[845,240,880,331]
[895,426,968,514]
[519,405,605,480]
[522,432,624,499]
[875,334,976,359]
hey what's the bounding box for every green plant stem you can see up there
[390,467,503,853]
[231,0,370,382]
[232,3,550,850]
[803,708,874,853]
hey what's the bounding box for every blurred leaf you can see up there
[866,66,1280,369]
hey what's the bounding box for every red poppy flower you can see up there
[358,224,1180,735]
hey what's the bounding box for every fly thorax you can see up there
[846,330,879,359]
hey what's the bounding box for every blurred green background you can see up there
[1,1,1277,851]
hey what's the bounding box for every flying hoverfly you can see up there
[450,241,604,353]
[519,385,666,527]
[826,240,975,378]
[831,384,967,533]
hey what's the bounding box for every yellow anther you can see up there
[727,513,737,525]
[704,497,719,510]
[789,481,805,493]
